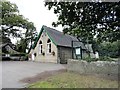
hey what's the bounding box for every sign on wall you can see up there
[75,48,81,55]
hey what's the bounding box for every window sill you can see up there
[39,54,43,55]
[47,53,52,55]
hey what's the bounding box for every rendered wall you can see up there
[29,30,58,63]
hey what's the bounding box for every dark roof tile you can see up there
[43,25,86,49]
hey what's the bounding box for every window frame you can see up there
[47,39,51,54]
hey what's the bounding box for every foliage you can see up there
[16,38,27,53]
[2,46,9,54]
[1,0,38,52]
[98,41,119,58]
[83,56,114,62]
[29,81,56,88]
[45,2,120,43]
[83,57,98,62]
[91,39,99,53]
[1,35,12,44]
[99,56,115,61]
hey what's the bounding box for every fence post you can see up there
[80,46,82,59]
[72,41,73,59]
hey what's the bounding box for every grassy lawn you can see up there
[28,72,118,88]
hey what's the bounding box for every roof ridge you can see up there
[43,25,78,39]
[43,25,81,43]
[31,25,85,51]
[43,25,62,33]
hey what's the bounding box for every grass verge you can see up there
[28,72,118,88]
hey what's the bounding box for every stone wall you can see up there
[67,59,119,76]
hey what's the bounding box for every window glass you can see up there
[47,39,51,53]
[39,40,42,54]
[49,44,51,53]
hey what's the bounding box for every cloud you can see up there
[8,0,63,44]
[9,0,63,32]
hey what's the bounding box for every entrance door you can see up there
[32,53,35,61]
[59,49,67,64]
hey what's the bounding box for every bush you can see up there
[83,57,99,62]
[98,41,119,58]
[99,56,114,61]
[83,56,114,62]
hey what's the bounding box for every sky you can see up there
[8,0,63,44]
[9,0,63,33]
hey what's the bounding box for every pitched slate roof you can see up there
[1,43,19,54]
[0,43,15,49]
[32,25,86,49]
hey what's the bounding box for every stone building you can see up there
[29,25,87,64]
[1,43,19,54]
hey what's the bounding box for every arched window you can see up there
[39,40,42,54]
[39,41,42,44]
[47,39,51,53]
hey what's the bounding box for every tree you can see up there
[1,1,38,53]
[1,36,12,44]
[98,41,119,58]
[16,38,27,53]
[44,2,120,43]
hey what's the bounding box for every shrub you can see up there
[83,56,114,62]
[83,57,98,62]
[99,56,114,61]
[98,41,119,58]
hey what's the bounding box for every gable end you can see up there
[32,26,57,49]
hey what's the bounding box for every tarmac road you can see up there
[2,61,65,88]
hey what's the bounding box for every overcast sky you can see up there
[8,0,63,44]
[9,0,63,33]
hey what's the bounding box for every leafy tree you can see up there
[16,38,27,53]
[98,41,119,58]
[1,36,12,44]
[1,1,38,53]
[44,2,120,43]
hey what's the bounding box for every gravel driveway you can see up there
[2,61,66,88]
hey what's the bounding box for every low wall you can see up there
[67,59,119,76]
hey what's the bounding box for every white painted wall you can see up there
[29,30,58,63]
